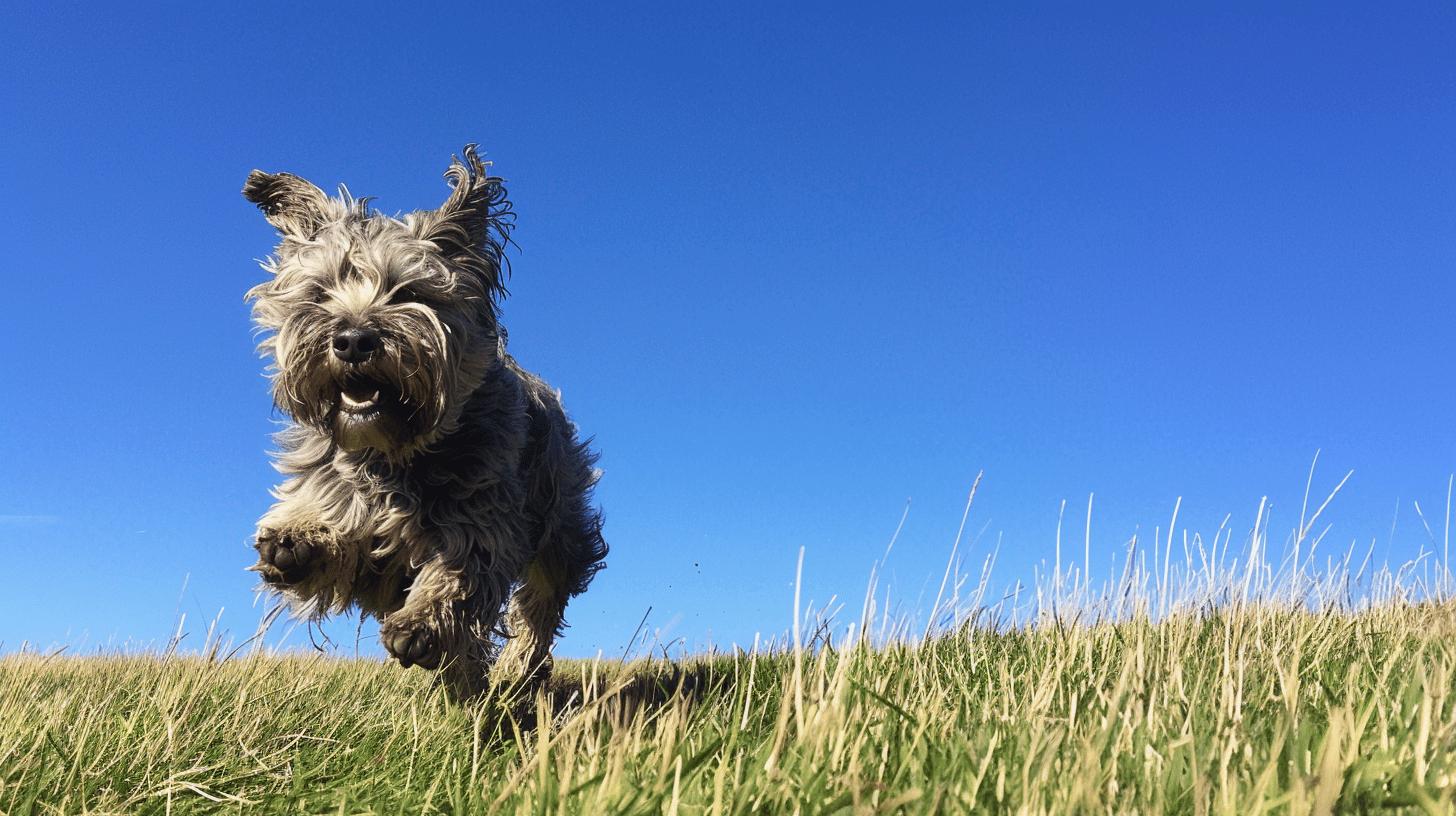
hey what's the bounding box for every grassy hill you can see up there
[3,598,1454,814]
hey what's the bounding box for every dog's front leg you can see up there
[380,542,512,699]
[252,500,361,614]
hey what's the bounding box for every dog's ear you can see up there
[416,144,514,298]
[243,170,332,238]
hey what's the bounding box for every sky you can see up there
[1,2,1454,659]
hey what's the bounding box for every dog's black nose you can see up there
[332,328,380,364]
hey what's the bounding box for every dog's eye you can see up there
[392,287,420,304]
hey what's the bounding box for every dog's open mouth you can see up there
[339,374,388,416]
[332,374,408,452]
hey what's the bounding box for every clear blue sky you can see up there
[2,3,1454,658]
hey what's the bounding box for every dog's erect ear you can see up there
[243,170,332,238]
[416,144,514,298]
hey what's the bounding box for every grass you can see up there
[4,476,1456,813]
[2,602,1454,814]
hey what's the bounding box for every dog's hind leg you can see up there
[493,372,608,691]
[494,506,607,687]
[495,562,570,685]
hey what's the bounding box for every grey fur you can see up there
[242,146,607,698]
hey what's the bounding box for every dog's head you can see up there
[244,145,513,458]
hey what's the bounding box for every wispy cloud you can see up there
[0,514,61,525]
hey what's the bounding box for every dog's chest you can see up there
[345,438,527,543]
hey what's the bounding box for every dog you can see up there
[242,145,607,699]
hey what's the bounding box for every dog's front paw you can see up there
[382,616,442,670]
[254,526,323,586]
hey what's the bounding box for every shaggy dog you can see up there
[242,146,607,699]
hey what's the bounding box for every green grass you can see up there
[7,473,1456,813]
[2,599,1454,814]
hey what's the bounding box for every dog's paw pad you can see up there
[382,621,441,670]
[255,530,316,585]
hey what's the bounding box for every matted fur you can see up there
[243,146,607,698]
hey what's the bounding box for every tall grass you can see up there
[3,472,1455,814]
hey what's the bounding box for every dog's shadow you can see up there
[482,658,743,735]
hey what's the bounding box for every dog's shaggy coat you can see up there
[242,146,606,698]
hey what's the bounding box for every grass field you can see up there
[2,600,1454,814]
[4,482,1456,813]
